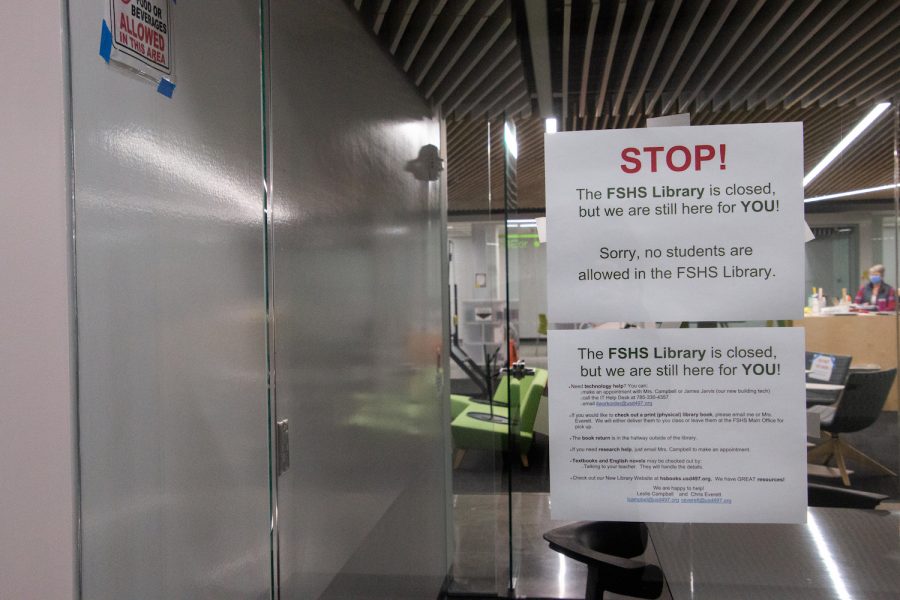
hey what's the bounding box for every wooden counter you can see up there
[797,314,898,410]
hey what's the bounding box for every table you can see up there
[806,383,845,392]
[649,507,900,599]
[797,315,898,410]
[806,381,845,409]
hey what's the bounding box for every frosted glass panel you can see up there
[70,3,272,598]
[267,1,449,598]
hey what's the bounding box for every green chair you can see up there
[450,394,471,420]
[450,372,533,417]
[451,368,548,468]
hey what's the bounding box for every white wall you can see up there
[0,2,76,599]
[450,222,503,303]
[806,211,877,281]
[510,236,548,339]
[450,222,549,339]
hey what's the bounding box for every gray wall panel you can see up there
[70,2,272,599]
[268,1,448,598]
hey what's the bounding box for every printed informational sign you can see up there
[545,123,804,323]
[808,354,835,382]
[108,0,172,77]
[549,327,806,523]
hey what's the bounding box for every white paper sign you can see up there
[545,123,804,322]
[808,354,835,382]
[549,327,806,523]
[647,113,691,128]
[109,0,172,77]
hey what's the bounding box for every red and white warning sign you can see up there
[109,0,171,76]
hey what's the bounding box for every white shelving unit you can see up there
[459,299,519,364]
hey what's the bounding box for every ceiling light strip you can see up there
[803,102,890,186]
[805,183,899,203]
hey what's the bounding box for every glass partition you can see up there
[446,118,512,596]
[444,2,900,597]
[800,103,900,506]
[448,22,899,600]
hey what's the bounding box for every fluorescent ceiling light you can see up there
[545,117,558,134]
[504,121,518,159]
[805,183,899,203]
[803,102,890,187]
[507,219,538,228]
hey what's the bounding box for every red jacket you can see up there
[855,281,896,310]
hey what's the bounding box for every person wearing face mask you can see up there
[854,264,896,310]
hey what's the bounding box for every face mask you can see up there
[871,275,882,284]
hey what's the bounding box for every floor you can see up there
[808,411,900,500]
[449,492,672,600]
[451,432,550,495]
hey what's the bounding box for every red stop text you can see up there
[620,144,727,174]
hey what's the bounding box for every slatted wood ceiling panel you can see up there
[349,0,899,211]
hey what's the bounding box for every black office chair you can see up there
[805,352,852,406]
[807,368,897,486]
[807,482,888,509]
[543,521,664,600]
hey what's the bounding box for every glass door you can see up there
[446,118,513,597]
[445,2,900,599]
[70,1,274,597]
[266,2,450,599]
[496,108,900,600]
[502,116,570,598]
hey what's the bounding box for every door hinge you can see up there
[276,419,290,477]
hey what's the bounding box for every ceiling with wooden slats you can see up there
[350,0,534,120]
[350,0,899,212]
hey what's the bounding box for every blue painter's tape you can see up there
[99,19,112,63]
[157,78,176,98]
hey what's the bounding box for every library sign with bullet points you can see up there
[544,123,807,524]
[548,328,807,524]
